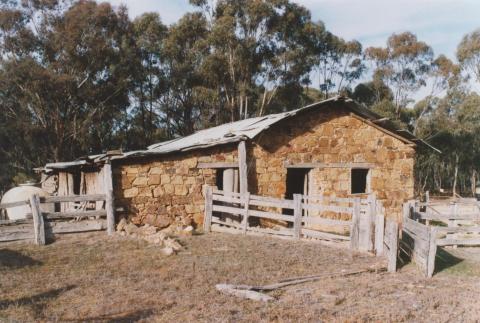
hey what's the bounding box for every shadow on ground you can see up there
[0,249,43,269]
[0,285,76,318]
[67,309,155,323]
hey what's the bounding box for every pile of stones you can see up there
[116,218,193,256]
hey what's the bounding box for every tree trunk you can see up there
[452,154,459,197]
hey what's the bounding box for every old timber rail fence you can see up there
[402,197,480,277]
[0,193,115,245]
[203,186,398,271]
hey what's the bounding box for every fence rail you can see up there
[204,186,396,271]
[0,193,114,244]
[401,198,480,277]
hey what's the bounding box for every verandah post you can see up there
[103,161,115,235]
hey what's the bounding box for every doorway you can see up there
[285,168,311,215]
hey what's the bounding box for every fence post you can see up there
[293,194,302,239]
[242,192,250,235]
[103,162,115,235]
[350,197,361,250]
[204,186,213,233]
[30,194,45,245]
[386,220,398,273]
[427,226,437,278]
[374,200,385,255]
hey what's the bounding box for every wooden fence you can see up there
[204,186,398,271]
[0,193,115,245]
[401,199,480,277]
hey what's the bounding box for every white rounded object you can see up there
[1,184,54,220]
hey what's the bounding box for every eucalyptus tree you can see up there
[310,22,365,99]
[0,0,136,161]
[365,32,433,117]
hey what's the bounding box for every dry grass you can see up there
[1,232,480,322]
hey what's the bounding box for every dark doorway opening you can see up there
[351,168,369,194]
[284,168,310,215]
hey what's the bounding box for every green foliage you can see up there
[0,0,480,197]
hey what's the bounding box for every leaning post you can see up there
[238,140,248,194]
[30,193,45,245]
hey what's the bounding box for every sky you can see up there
[106,0,480,60]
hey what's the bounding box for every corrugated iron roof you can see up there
[39,96,439,171]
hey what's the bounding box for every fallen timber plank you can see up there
[216,266,384,302]
[0,200,29,209]
[41,194,106,203]
[43,210,107,220]
[45,219,107,235]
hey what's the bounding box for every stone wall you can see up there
[113,104,415,228]
[250,106,415,220]
[113,145,237,228]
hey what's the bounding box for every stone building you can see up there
[38,96,436,228]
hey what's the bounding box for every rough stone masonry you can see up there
[113,105,415,229]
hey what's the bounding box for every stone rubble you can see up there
[116,218,193,255]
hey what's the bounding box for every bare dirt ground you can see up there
[1,232,480,322]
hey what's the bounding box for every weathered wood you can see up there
[0,200,30,209]
[215,284,274,302]
[435,226,480,234]
[349,198,361,250]
[427,227,437,278]
[248,209,294,222]
[45,219,107,235]
[197,162,238,169]
[293,194,302,239]
[249,197,294,209]
[213,205,247,216]
[374,203,385,255]
[42,210,107,219]
[284,162,376,169]
[204,186,213,233]
[30,194,45,245]
[436,238,480,246]
[40,194,106,203]
[302,203,353,214]
[0,218,32,225]
[302,216,351,227]
[103,163,115,235]
[302,228,350,241]
[238,141,248,194]
[0,223,34,242]
[242,193,250,234]
[385,220,398,273]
